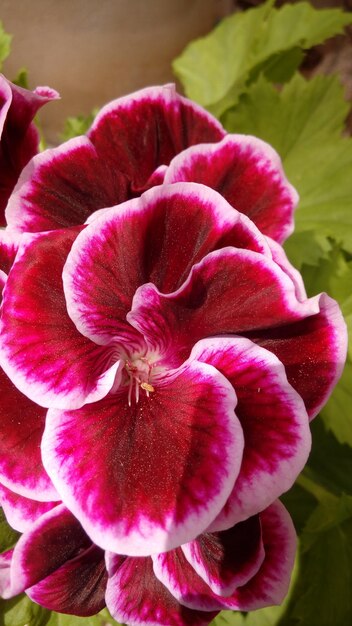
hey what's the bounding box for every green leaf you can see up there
[0,594,50,626]
[283,231,333,270]
[173,1,352,116]
[0,21,12,71]
[12,68,29,89]
[45,608,120,626]
[61,110,98,141]
[224,74,352,261]
[286,495,352,626]
[307,419,352,496]
[0,508,20,553]
[320,358,352,447]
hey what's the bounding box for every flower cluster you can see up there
[0,76,347,625]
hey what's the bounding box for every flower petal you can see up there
[0,367,58,499]
[0,75,59,224]
[106,553,218,626]
[26,544,107,616]
[128,248,320,364]
[9,504,92,596]
[0,228,121,410]
[153,501,296,612]
[0,484,58,532]
[224,501,297,610]
[164,135,298,243]
[0,549,14,599]
[252,293,348,419]
[42,360,243,555]
[180,515,264,596]
[63,182,270,346]
[6,136,129,233]
[89,84,225,194]
[191,337,311,528]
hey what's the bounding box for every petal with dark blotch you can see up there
[251,293,347,419]
[153,501,296,612]
[0,483,58,533]
[191,337,311,528]
[0,227,121,410]
[128,248,320,364]
[165,135,298,243]
[0,366,58,500]
[181,515,264,596]
[106,553,218,626]
[89,84,225,195]
[224,501,297,610]
[9,504,92,596]
[6,136,129,233]
[26,544,107,617]
[42,360,243,556]
[63,182,270,346]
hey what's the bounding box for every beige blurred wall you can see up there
[0,0,234,142]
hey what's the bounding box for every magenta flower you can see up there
[0,178,345,557]
[0,83,347,622]
[0,75,59,224]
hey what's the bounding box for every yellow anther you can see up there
[140,382,155,393]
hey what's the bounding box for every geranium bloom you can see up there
[0,74,59,223]
[0,179,346,557]
[0,84,347,623]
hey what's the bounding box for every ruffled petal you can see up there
[128,248,320,364]
[42,360,243,555]
[0,75,59,223]
[0,367,58,499]
[164,135,298,243]
[252,293,348,419]
[89,84,225,194]
[63,182,270,345]
[0,484,58,532]
[0,228,120,410]
[106,553,218,626]
[191,337,311,528]
[6,136,129,233]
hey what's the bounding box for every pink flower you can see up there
[0,75,59,224]
[0,83,347,622]
[0,178,345,555]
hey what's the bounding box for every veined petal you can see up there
[191,337,311,528]
[0,229,20,276]
[164,135,298,243]
[128,248,320,363]
[180,515,264,596]
[26,544,107,616]
[9,504,92,596]
[0,484,58,532]
[106,553,218,626]
[0,228,120,410]
[0,367,58,500]
[252,293,348,419]
[42,360,243,556]
[89,84,225,195]
[5,136,129,233]
[63,182,270,345]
